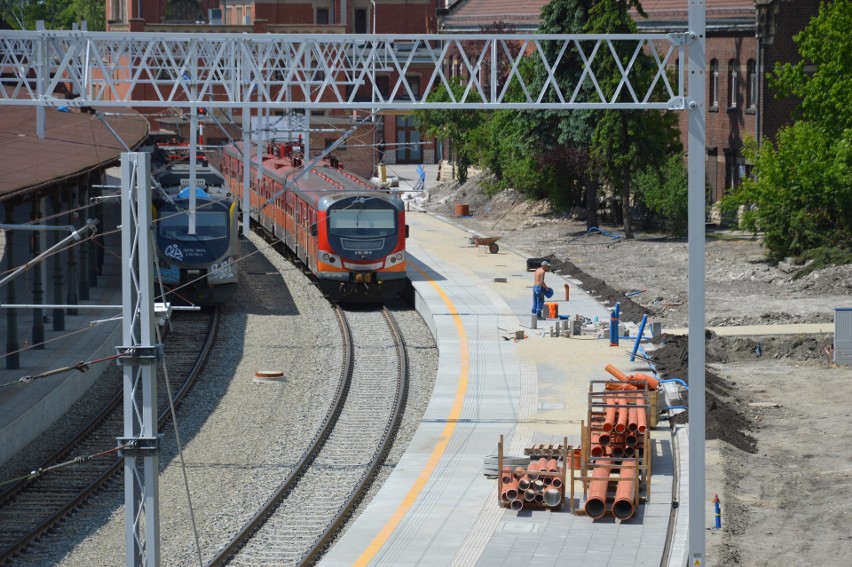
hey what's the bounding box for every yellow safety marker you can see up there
[354,262,470,566]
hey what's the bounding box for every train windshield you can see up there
[327,208,396,237]
[158,210,229,241]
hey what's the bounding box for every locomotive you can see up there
[221,141,409,302]
[151,163,240,306]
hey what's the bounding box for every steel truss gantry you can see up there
[0,15,707,567]
[1,31,688,111]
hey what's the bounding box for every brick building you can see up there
[439,0,819,209]
[106,1,446,175]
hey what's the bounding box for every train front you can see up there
[316,193,408,302]
[154,189,239,305]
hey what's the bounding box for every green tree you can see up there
[527,0,599,224]
[770,0,852,140]
[413,78,485,184]
[586,0,681,239]
[1,0,104,30]
[723,0,852,260]
[634,153,688,236]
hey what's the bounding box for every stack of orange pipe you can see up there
[499,460,565,510]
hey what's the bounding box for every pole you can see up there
[687,2,707,566]
[118,152,161,566]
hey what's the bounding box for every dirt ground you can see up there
[417,171,852,565]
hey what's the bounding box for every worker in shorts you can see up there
[532,260,551,319]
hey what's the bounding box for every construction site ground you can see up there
[414,168,852,566]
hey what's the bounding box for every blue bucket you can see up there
[544,287,554,299]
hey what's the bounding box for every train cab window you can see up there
[158,210,228,240]
[328,208,396,237]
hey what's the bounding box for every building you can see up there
[105,1,446,174]
[439,0,819,208]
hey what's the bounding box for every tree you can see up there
[585,0,681,238]
[0,0,104,30]
[723,0,852,260]
[413,78,485,184]
[634,153,688,236]
[770,0,852,140]
[528,0,599,225]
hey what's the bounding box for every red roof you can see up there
[0,105,149,202]
[441,0,755,30]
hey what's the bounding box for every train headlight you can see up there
[384,251,405,268]
[321,252,339,265]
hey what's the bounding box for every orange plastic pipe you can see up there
[527,460,541,481]
[612,465,636,520]
[615,399,628,433]
[603,401,617,432]
[637,404,648,434]
[518,475,531,490]
[501,479,519,503]
[584,459,612,519]
[510,498,523,511]
[544,487,562,508]
[514,465,526,479]
[501,470,514,485]
[630,372,660,390]
[605,363,630,382]
[605,381,638,391]
[628,406,638,433]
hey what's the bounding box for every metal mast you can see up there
[117,152,161,566]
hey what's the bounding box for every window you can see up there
[709,59,719,108]
[376,75,389,99]
[236,7,243,25]
[397,75,421,100]
[747,59,757,109]
[728,59,738,108]
[316,8,330,25]
[354,8,368,34]
[111,0,126,22]
[245,8,251,24]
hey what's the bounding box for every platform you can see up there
[0,207,124,466]
[320,167,680,566]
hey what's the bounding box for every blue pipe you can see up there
[610,302,621,346]
[713,495,722,529]
[630,314,648,362]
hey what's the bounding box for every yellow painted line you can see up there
[354,261,470,566]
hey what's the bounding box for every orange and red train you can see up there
[221,141,409,302]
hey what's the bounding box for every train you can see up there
[220,140,409,302]
[151,162,240,306]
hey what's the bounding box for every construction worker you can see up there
[532,260,551,319]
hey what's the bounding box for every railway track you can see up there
[0,308,220,564]
[209,305,409,567]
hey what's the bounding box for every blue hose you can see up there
[587,226,622,240]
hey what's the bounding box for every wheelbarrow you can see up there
[469,235,501,254]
